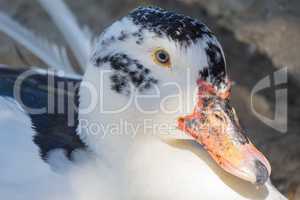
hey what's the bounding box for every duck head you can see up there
[78,7,271,185]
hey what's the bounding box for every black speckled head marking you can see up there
[93,53,158,95]
[132,29,145,45]
[129,7,213,46]
[100,31,130,48]
[204,42,226,86]
[129,7,227,88]
[95,6,227,91]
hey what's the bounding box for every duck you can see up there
[0,1,287,199]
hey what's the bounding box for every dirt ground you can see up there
[0,0,299,197]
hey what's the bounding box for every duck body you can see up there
[0,2,287,200]
[0,95,285,200]
[0,66,286,200]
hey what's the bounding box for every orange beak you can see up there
[178,81,271,185]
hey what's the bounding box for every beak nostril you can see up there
[255,160,269,185]
[214,114,223,121]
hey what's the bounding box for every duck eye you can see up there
[156,50,169,63]
[152,48,171,67]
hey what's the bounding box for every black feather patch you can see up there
[96,7,227,90]
[129,7,227,88]
[93,53,158,95]
[204,42,226,87]
[129,7,213,46]
[0,68,86,160]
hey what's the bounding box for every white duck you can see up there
[0,1,287,200]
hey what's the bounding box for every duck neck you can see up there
[76,66,133,164]
[76,64,196,164]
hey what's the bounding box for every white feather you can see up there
[0,97,119,200]
[0,12,78,75]
[38,0,93,72]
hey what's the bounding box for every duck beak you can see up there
[177,81,271,185]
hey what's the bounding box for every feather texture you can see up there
[0,12,78,75]
[38,0,93,72]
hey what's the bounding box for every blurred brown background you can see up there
[0,0,299,197]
